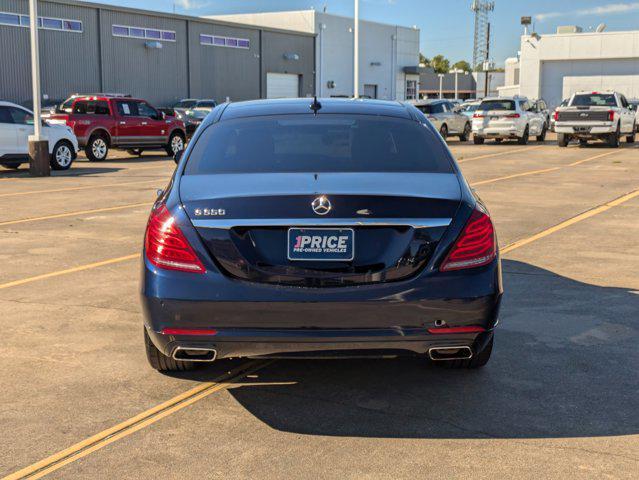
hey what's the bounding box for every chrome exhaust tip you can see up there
[428,346,473,361]
[172,347,217,362]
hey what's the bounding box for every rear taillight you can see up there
[440,208,496,272]
[553,111,559,121]
[473,113,484,118]
[505,113,520,118]
[144,204,205,273]
[608,110,615,122]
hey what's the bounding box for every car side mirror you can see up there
[161,111,166,119]
[173,149,183,164]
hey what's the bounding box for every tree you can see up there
[431,55,450,74]
[452,60,471,72]
[419,53,430,67]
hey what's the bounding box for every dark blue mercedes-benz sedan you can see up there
[141,98,502,372]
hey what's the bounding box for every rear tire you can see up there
[517,126,529,145]
[557,133,569,147]
[50,140,74,170]
[579,139,588,148]
[144,327,196,372]
[626,125,635,143]
[536,123,547,142]
[439,124,448,140]
[473,136,484,145]
[438,336,493,369]
[458,123,471,142]
[165,131,185,157]
[608,125,620,148]
[85,134,109,161]
[494,138,502,144]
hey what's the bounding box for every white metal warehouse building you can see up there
[209,10,422,101]
[498,27,639,107]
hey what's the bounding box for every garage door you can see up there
[266,73,300,99]
[541,59,639,108]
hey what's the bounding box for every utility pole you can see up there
[484,22,490,97]
[438,74,444,99]
[28,0,50,176]
[353,0,359,98]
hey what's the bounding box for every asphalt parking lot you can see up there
[1,134,638,479]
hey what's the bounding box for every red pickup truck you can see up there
[47,96,186,161]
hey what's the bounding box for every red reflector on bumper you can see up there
[162,328,218,336]
[427,326,486,334]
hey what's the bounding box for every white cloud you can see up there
[174,0,211,9]
[535,2,639,21]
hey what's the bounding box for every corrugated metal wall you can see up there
[261,30,315,98]
[0,0,315,107]
[0,0,101,104]
[98,9,189,106]
[188,21,260,102]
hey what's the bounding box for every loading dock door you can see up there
[266,73,300,99]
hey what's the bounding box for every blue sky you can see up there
[89,0,639,66]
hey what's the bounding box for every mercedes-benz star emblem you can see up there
[311,195,332,215]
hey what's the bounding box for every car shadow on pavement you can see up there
[0,166,136,178]
[209,259,639,439]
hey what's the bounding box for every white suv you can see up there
[472,96,547,145]
[0,101,79,170]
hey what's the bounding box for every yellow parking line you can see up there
[470,167,560,187]
[458,145,543,163]
[502,188,639,254]
[0,254,140,291]
[0,202,151,227]
[0,179,163,198]
[2,361,272,480]
[567,150,619,166]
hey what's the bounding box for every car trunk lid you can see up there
[180,172,461,287]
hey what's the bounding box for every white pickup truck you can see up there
[554,91,636,148]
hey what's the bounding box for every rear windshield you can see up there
[175,100,197,108]
[479,100,515,111]
[72,100,110,115]
[571,94,616,107]
[196,101,216,108]
[185,114,453,175]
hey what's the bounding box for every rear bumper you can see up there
[146,324,495,359]
[472,126,522,138]
[141,256,502,360]
[555,123,615,136]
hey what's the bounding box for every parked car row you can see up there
[0,94,223,169]
[410,96,552,146]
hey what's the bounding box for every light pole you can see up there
[437,74,444,99]
[449,68,464,100]
[353,0,359,98]
[28,0,50,176]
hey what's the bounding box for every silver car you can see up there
[412,99,472,141]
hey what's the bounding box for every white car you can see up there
[0,101,78,170]
[554,91,636,147]
[472,96,547,145]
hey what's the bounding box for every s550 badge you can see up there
[194,208,226,216]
